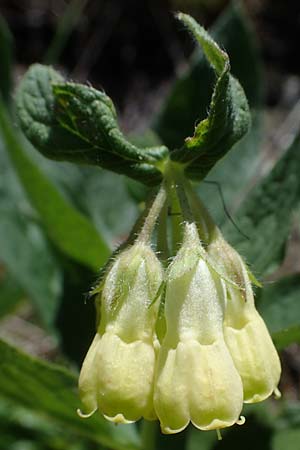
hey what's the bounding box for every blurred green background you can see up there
[1,1,300,450]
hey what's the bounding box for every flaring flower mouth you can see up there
[103,413,136,424]
[224,310,281,404]
[78,166,281,435]
[214,242,281,404]
[78,240,163,424]
[77,408,97,419]
[154,338,244,433]
[153,223,244,433]
[159,416,237,436]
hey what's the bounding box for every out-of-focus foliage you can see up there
[225,135,300,275]
[0,339,140,450]
[0,102,111,272]
[259,275,300,350]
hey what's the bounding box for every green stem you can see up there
[141,420,158,450]
[137,184,167,245]
[156,199,169,265]
[174,174,194,224]
[169,181,182,256]
[182,177,218,244]
[91,186,167,296]
[163,161,184,256]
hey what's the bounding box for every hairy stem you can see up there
[157,199,169,265]
[137,184,167,245]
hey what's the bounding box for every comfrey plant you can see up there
[78,163,281,434]
[15,11,281,439]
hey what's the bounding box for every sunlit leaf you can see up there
[16,64,168,186]
[169,13,251,181]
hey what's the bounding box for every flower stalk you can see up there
[78,158,281,437]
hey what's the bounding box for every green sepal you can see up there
[171,13,251,181]
[148,280,166,309]
[16,64,169,186]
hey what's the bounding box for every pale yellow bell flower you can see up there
[208,236,281,403]
[78,241,163,423]
[154,223,243,434]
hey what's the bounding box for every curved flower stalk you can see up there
[208,235,281,403]
[78,241,163,422]
[154,222,244,434]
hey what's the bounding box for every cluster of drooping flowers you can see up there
[78,162,281,435]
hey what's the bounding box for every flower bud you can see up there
[154,223,243,433]
[78,241,163,423]
[208,236,281,403]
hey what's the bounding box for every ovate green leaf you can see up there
[170,13,251,181]
[153,1,263,223]
[153,1,262,149]
[16,64,168,186]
